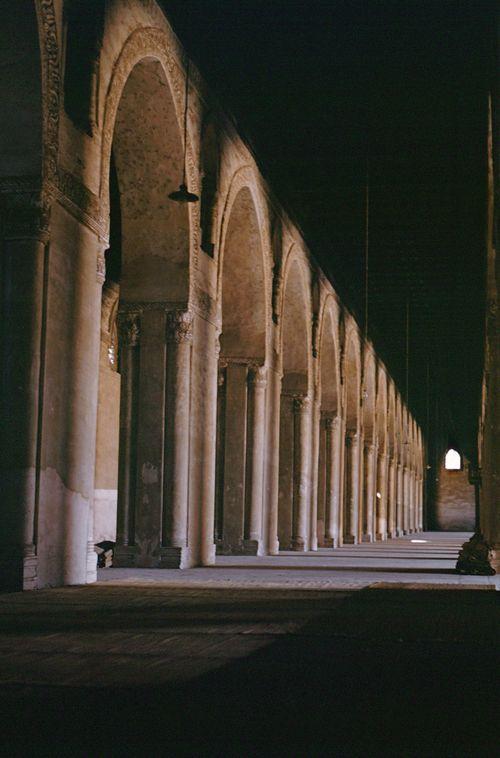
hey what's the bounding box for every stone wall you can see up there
[434,464,475,531]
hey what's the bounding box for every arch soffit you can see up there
[216,164,272,310]
[98,27,199,251]
[279,243,313,381]
[362,349,377,440]
[317,293,341,408]
[375,367,388,451]
[342,324,361,428]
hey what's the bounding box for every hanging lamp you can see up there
[169,59,199,203]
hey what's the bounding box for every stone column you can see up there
[309,398,321,551]
[220,360,248,553]
[291,395,312,551]
[245,365,267,553]
[396,462,404,536]
[344,430,360,544]
[62,236,104,585]
[116,312,140,550]
[0,203,48,590]
[199,330,220,565]
[403,466,410,534]
[321,413,334,547]
[163,310,193,565]
[362,443,376,542]
[417,476,424,531]
[330,415,342,547]
[387,456,397,537]
[264,366,282,555]
[376,452,388,540]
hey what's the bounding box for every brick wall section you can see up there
[435,464,475,531]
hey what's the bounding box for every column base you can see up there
[113,545,192,569]
[319,537,335,548]
[343,535,358,545]
[289,537,307,552]
[87,541,97,584]
[376,533,387,541]
[387,530,398,539]
[362,534,374,543]
[0,546,38,591]
[456,533,496,576]
[216,539,259,556]
[268,538,280,555]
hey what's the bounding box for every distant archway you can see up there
[278,256,311,551]
[215,185,267,554]
[316,305,340,546]
[342,330,361,543]
[94,56,191,568]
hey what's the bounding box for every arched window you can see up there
[444,448,461,470]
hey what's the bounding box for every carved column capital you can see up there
[321,411,335,430]
[249,364,267,388]
[118,312,140,347]
[364,442,375,454]
[346,429,359,444]
[293,395,311,413]
[166,309,193,344]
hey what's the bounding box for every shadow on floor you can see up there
[0,587,498,757]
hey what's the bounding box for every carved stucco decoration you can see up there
[99,27,200,268]
[35,0,60,219]
[166,309,194,344]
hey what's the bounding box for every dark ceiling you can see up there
[163,0,496,460]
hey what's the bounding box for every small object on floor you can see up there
[455,533,496,575]
[94,541,115,568]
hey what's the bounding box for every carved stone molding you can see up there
[36,0,60,188]
[118,312,140,348]
[166,309,193,344]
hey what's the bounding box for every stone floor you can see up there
[0,533,498,757]
[99,532,499,590]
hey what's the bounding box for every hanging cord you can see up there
[405,299,410,406]
[364,160,370,339]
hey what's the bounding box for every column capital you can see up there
[346,429,359,444]
[364,441,375,454]
[248,364,267,388]
[293,395,311,413]
[166,309,193,344]
[118,311,140,347]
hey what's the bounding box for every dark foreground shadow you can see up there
[0,587,498,758]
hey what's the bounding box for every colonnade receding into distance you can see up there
[0,1,424,590]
